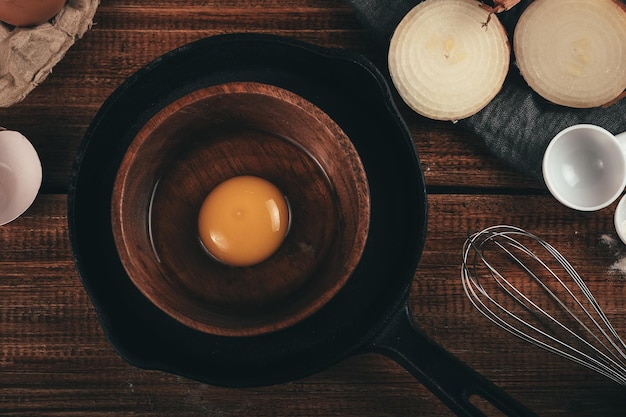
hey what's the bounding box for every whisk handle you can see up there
[369,305,538,417]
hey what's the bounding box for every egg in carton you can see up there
[0,0,99,108]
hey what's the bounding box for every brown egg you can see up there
[0,0,66,27]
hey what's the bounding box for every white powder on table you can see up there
[600,234,626,274]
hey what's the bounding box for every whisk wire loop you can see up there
[462,225,626,386]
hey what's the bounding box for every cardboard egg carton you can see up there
[0,0,99,107]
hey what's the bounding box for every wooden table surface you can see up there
[1,1,625,416]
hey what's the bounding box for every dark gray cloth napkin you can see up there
[345,0,626,182]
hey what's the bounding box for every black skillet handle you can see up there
[369,305,538,417]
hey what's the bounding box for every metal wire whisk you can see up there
[461,225,626,386]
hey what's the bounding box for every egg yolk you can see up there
[197,176,289,267]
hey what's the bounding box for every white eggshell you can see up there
[0,129,42,225]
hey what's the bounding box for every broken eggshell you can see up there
[0,129,42,225]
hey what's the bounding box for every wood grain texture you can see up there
[2,194,625,416]
[0,0,624,416]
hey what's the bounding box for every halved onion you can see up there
[514,0,626,108]
[388,0,510,121]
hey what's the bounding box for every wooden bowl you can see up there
[111,82,370,337]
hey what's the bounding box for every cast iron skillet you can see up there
[68,33,536,416]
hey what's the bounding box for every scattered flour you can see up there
[610,257,626,274]
[601,234,618,248]
[600,234,626,275]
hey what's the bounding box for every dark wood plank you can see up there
[1,194,625,416]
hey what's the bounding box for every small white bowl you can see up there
[543,124,626,212]
[614,194,626,245]
[613,132,626,244]
[0,130,42,225]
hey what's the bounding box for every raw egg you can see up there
[198,175,290,267]
[0,0,66,27]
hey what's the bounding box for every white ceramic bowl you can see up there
[614,194,626,245]
[543,124,626,212]
[0,130,42,225]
